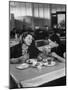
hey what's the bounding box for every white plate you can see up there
[43,61,56,66]
[16,63,29,70]
[27,59,37,66]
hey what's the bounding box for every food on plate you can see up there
[26,59,37,66]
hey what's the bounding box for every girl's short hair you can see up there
[50,34,60,45]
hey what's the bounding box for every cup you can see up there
[47,58,51,64]
[47,57,54,64]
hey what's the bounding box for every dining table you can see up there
[10,59,65,88]
[10,39,66,88]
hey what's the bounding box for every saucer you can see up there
[43,61,56,66]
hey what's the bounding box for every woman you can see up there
[10,32,41,63]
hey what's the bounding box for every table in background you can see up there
[10,39,19,47]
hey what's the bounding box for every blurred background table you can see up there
[10,39,19,47]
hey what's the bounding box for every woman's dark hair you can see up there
[20,32,34,44]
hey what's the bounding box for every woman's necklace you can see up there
[22,44,28,55]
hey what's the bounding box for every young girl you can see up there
[49,33,66,63]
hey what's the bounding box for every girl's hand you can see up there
[51,52,65,63]
[37,53,43,61]
[48,39,59,48]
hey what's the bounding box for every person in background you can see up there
[49,31,66,63]
[10,32,41,64]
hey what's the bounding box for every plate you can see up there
[43,61,56,66]
[16,63,29,70]
[26,59,37,66]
